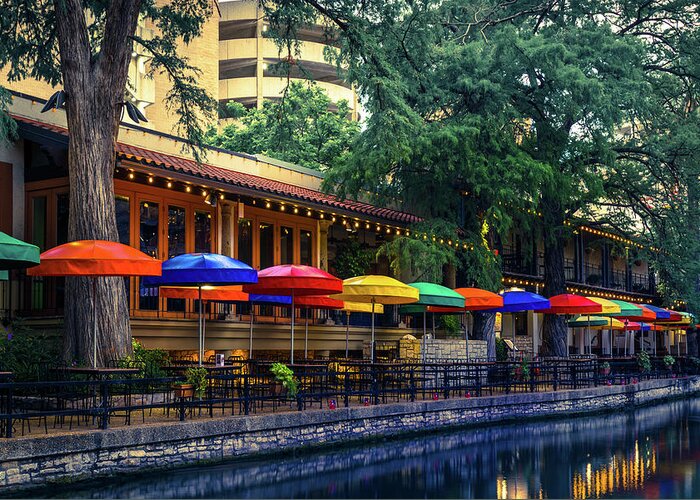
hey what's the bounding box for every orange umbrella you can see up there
[159,285,248,302]
[428,287,504,312]
[27,240,162,367]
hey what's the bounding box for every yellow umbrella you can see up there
[585,297,622,315]
[333,275,419,361]
[341,301,384,358]
[582,298,622,355]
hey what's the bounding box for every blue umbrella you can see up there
[144,253,257,365]
[484,288,550,359]
[247,294,292,357]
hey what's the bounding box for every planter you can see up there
[172,384,194,399]
[600,367,611,376]
[272,382,287,396]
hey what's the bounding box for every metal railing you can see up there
[0,357,695,438]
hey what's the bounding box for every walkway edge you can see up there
[1,377,699,491]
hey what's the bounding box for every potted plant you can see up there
[663,355,676,371]
[173,367,208,399]
[270,362,299,398]
[513,360,531,382]
[599,361,611,376]
[636,351,651,373]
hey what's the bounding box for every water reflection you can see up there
[41,399,700,499]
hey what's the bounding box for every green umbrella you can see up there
[400,282,466,362]
[608,300,642,317]
[567,315,610,328]
[0,232,40,270]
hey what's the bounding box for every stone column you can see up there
[221,202,234,257]
[318,220,332,271]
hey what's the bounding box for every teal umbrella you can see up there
[0,232,40,270]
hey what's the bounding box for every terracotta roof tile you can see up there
[14,115,421,224]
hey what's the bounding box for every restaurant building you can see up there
[0,1,672,360]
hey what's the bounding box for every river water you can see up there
[41,398,700,499]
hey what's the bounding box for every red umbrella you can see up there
[541,294,603,314]
[243,265,342,363]
[27,240,162,367]
[294,295,344,358]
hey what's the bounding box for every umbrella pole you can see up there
[249,307,254,359]
[422,311,426,364]
[92,278,97,368]
[464,311,469,362]
[198,285,203,366]
[304,307,309,359]
[290,293,295,364]
[345,312,350,359]
[512,315,516,360]
[371,299,375,363]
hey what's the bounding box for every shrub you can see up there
[184,367,208,398]
[439,315,462,338]
[663,355,676,369]
[119,339,170,379]
[495,337,508,361]
[0,319,61,381]
[270,362,299,398]
[636,351,651,373]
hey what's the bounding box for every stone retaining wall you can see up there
[1,377,699,492]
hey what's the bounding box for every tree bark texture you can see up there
[472,311,496,360]
[54,0,142,365]
[541,202,569,357]
[687,328,698,358]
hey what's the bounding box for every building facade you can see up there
[0,1,673,361]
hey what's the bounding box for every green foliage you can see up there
[663,355,676,369]
[637,351,652,373]
[207,81,359,171]
[270,362,299,398]
[184,367,208,399]
[332,238,375,279]
[495,337,508,362]
[119,339,170,379]
[513,360,531,382]
[0,320,61,381]
[439,315,461,338]
[377,220,458,283]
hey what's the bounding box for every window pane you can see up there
[259,222,274,269]
[139,201,159,310]
[280,226,294,264]
[56,193,69,245]
[194,211,212,253]
[167,206,186,258]
[115,195,130,245]
[31,196,47,251]
[300,230,313,266]
[238,219,252,265]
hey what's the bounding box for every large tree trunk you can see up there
[687,328,698,358]
[541,202,568,357]
[472,311,496,360]
[55,0,142,365]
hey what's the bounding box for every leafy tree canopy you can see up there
[206,81,359,171]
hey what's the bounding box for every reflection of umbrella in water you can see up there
[27,240,161,367]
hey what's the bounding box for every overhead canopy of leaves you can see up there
[207,81,359,171]
[262,0,700,309]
